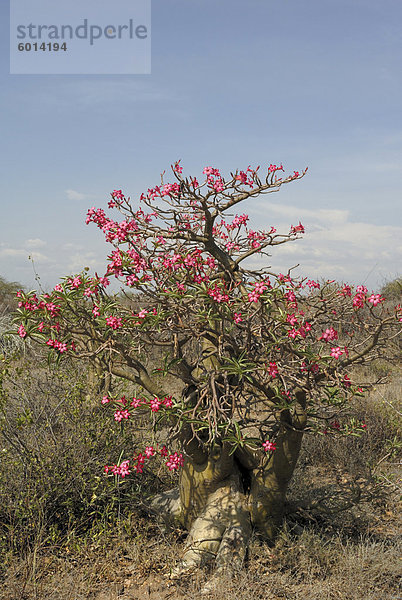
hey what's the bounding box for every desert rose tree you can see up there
[15,162,401,587]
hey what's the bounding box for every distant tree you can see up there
[0,276,24,313]
[0,276,26,355]
[381,277,402,302]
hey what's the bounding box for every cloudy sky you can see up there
[1,0,401,292]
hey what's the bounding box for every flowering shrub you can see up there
[13,162,401,480]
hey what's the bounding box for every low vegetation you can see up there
[0,277,400,599]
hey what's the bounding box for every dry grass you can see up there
[0,339,400,600]
[1,519,400,600]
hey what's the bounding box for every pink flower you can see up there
[290,221,305,235]
[130,397,143,408]
[319,327,338,342]
[367,293,383,307]
[112,189,124,200]
[248,290,260,303]
[262,440,277,452]
[233,312,243,323]
[343,375,351,388]
[150,397,161,412]
[92,305,100,317]
[268,362,278,378]
[330,346,343,359]
[208,286,229,303]
[163,395,173,408]
[144,446,155,458]
[160,445,168,457]
[118,460,130,478]
[254,281,269,294]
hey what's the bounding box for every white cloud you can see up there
[65,189,96,201]
[246,201,402,289]
[0,248,27,258]
[24,238,46,249]
[67,252,105,273]
[0,244,51,263]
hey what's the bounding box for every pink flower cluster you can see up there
[319,327,338,342]
[247,229,267,249]
[234,167,256,187]
[102,394,174,413]
[46,338,69,353]
[268,164,284,173]
[112,189,124,200]
[17,291,61,317]
[351,285,384,310]
[226,213,249,230]
[322,420,366,436]
[114,409,131,422]
[208,285,229,304]
[247,280,270,303]
[104,459,131,478]
[18,324,27,338]
[286,311,312,339]
[105,316,123,330]
[104,445,184,478]
[68,276,82,288]
[300,361,319,374]
[86,206,141,244]
[173,160,183,174]
[203,166,224,193]
[290,222,305,235]
[267,362,278,378]
[166,451,185,471]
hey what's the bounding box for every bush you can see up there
[0,352,172,563]
[381,276,402,302]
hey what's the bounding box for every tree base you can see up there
[150,477,251,592]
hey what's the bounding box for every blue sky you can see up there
[1,0,401,291]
